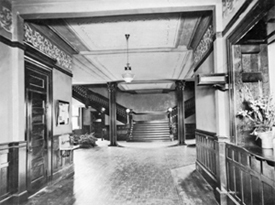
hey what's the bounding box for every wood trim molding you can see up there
[25,45,57,68]
[226,0,275,143]
[0,35,25,50]
[222,0,253,37]
[25,45,73,77]
[227,1,274,44]
[195,129,217,138]
[54,65,73,78]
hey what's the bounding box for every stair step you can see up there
[133,128,170,131]
[128,139,170,142]
[134,121,169,124]
[130,120,171,142]
[131,134,170,137]
[134,125,169,128]
[128,136,171,141]
[133,131,170,135]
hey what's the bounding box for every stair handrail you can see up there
[73,85,128,123]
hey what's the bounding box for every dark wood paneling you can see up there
[0,142,28,205]
[226,144,275,205]
[186,124,196,139]
[52,135,74,182]
[195,129,219,187]
[0,144,10,202]
[0,36,26,50]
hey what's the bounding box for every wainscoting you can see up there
[196,129,275,205]
[196,129,219,188]
[52,135,74,182]
[0,136,74,205]
[0,142,27,205]
[225,144,275,205]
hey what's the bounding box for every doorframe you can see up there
[226,0,275,143]
[24,47,54,195]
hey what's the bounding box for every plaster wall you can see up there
[53,69,72,135]
[195,52,216,133]
[0,42,25,143]
[268,42,275,97]
[91,87,195,122]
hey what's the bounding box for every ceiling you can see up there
[22,2,213,93]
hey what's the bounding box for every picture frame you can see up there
[56,100,70,126]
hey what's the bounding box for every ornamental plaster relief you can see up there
[0,0,12,33]
[193,25,214,65]
[24,23,72,70]
[222,0,246,28]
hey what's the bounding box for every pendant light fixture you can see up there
[122,34,134,83]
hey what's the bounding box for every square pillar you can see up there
[107,82,118,146]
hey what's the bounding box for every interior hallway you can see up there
[23,141,217,205]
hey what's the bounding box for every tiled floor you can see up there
[23,140,217,205]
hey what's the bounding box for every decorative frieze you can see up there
[24,23,72,70]
[193,25,214,65]
[222,0,246,18]
[0,0,12,33]
[222,0,246,29]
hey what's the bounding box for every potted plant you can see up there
[237,95,275,148]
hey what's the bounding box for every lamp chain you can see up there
[125,34,130,70]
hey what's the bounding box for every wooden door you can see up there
[25,62,51,195]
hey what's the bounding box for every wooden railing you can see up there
[73,85,128,124]
[171,96,195,119]
[196,129,219,187]
[225,144,275,205]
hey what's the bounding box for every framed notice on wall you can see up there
[57,100,70,126]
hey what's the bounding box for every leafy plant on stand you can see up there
[236,89,275,140]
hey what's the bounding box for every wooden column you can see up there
[107,82,118,146]
[176,80,186,145]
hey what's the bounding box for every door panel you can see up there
[26,65,50,195]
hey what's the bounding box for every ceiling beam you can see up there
[13,0,216,20]
[78,47,188,55]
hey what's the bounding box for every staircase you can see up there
[128,120,171,142]
[72,85,128,124]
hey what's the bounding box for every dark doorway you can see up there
[25,60,52,196]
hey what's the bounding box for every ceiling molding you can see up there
[189,13,212,50]
[187,17,201,49]
[14,2,216,20]
[79,47,188,55]
[73,55,112,80]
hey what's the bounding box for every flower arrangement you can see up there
[237,95,275,137]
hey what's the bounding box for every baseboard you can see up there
[0,191,28,205]
[52,164,74,183]
[196,162,220,203]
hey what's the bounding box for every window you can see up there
[72,106,82,130]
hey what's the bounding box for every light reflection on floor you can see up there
[23,139,217,205]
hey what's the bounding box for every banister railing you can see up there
[72,85,128,123]
[225,143,275,205]
[196,129,219,185]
